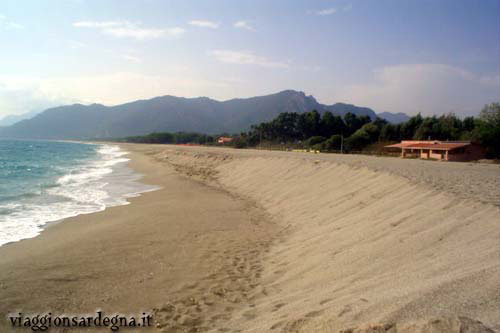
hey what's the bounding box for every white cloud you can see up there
[0,14,24,30]
[73,21,124,28]
[105,26,184,39]
[73,20,184,40]
[314,8,337,16]
[233,20,255,31]
[209,50,289,68]
[309,5,351,15]
[122,54,142,63]
[343,4,353,11]
[334,64,500,116]
[188,20,219,29]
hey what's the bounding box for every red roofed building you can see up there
[217,136,233,144]
[385,140,485,161]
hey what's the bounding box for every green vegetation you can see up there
[119,103,500,158]
[474,103,500,157]
[119,132,215,145]
[237,103,500,158]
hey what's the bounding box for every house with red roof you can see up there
[217,136,233,144]
[385,140,485,161]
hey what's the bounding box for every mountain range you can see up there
[377,112,412,124]
[0,90,409,140]
[0,110,41,127]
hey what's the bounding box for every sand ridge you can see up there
[142,144,500,332]
[0,143,498,332]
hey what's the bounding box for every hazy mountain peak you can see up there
[0,110,41,126]
[277,89,305,95]
[377,111,411,124]
[0,90,408,139]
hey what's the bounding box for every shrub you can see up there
[306,136,327,147]
[323,134,342,151]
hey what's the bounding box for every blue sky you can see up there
[0,0,499,118]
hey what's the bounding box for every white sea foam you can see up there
[0,144,160,246]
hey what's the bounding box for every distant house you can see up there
[385,140,485,161]
[217,137,233,144]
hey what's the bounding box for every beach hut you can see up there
[385,140,485,161]
[217,137,233,144]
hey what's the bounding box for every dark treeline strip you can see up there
[238,103,500,157]
[116,132,219,145]
[116,103,499,158]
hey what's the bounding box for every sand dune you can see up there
[1,144,498,332]
[149,145,500,332]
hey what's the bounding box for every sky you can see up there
[0,0,499,118]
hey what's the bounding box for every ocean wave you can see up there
[0,191,41,203]
[0,143,159,246]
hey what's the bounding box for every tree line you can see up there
[118,103,499,158]
[119,132,217,145]
[236,103,500,157]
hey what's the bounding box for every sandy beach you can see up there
[1,143,499,332]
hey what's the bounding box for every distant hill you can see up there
[0,90,408,139]
[377,111,410,124]
[0,110,41,126]
[324,102,377,119]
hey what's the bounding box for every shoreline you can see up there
[0,141,159,248]
[0,144,277,332]
[1,143,499,332]
[0,143,159,248]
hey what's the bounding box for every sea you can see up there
[0,139,159,247]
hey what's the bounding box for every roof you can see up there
[385,143,414,148]
[385,141,471,150]
[404,142,470,150]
